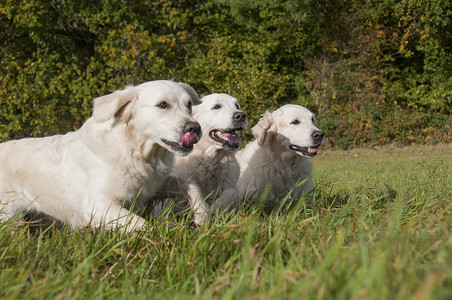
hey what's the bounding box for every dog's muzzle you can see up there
[180,122,201,147]
[209,112,247,150]
[289,130,325,157]
[162,121,202,154]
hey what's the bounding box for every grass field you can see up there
[1,144,451,299]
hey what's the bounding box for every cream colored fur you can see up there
[0,80,208,231]
[236,104,324,201]
[160,94,247,215]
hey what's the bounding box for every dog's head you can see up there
[252,104,324,157]
[92,80,202,156]
[193,93,248,150]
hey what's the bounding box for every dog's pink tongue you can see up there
[180,132,199,147]
[222,132,241,145]
[308,147,319,153]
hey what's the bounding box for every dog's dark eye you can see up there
[235,103,240,109]
[187,102,192,114]
[311,117,315,124]
[157,101,169,109]
[291,119,300,125]
[212,104,221,110]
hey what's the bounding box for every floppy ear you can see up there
[252,111,275,147]
[93,88,137,123]
[177,82,201,105]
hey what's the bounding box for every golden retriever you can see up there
[236,104,324,201]
[0,80,209,231]
[155,93,247,216]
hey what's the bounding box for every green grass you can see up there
[1,144,451,299]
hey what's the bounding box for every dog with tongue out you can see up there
[163,93,248,215]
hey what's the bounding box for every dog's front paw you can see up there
[193,202,209,226]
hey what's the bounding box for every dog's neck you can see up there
[175,137,236,177]
[120,122,175,201]
[146,143,174,165]
[86,118,173,169]
[172,140,237,196]
[80,117,174,203]
[262,142,301,175]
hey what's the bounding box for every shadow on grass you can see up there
[22,211,65,235]
[241,183,398,218]
[18,203,194,236]
[318,183,397,212]
[10,183,398,235]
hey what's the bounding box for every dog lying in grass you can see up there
[0,80,209,231]
[155,93,247,216]
[236,104,324,202]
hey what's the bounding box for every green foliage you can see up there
[0,0,450,147]
[182,2,298,126]
[365,0,452,113]
[0,0,197,139]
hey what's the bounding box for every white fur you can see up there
[0,80,209,231]
[236,104,324,201]
[165,93,247,214]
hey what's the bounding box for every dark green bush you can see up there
[0,0,450,148]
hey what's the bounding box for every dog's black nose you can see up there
[184,121,201,135]
[233,111,246,122]
[312,130,324,144]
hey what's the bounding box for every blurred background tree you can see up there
[0,0,450,147]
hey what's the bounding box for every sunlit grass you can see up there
[1,144,451,299]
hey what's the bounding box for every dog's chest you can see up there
[122,156,173,203]
[267,158,312,197]
[195,153,236,192]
